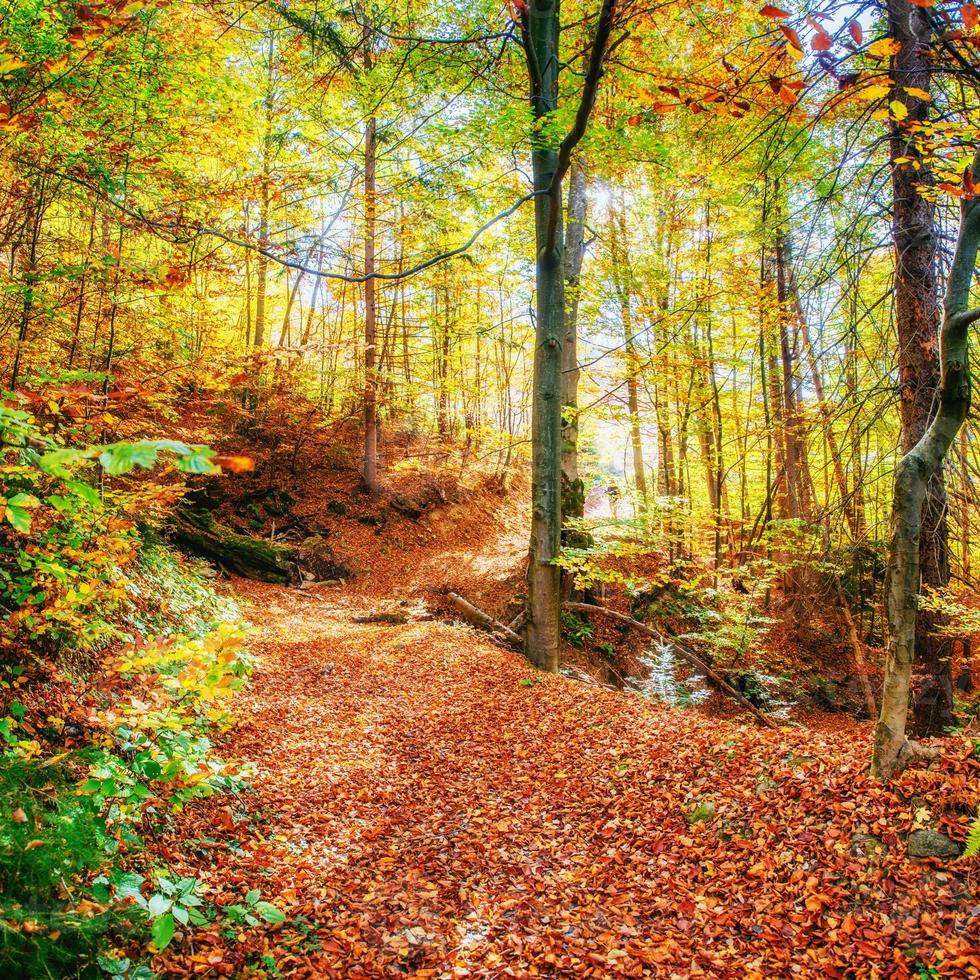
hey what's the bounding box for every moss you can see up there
[170,508,294,584]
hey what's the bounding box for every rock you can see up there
[297,535,350,580]
[908,829,960,860]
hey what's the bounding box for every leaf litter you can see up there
[149,525,980,978]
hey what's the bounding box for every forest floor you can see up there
[148,466,980,978]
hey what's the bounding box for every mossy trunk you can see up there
[170,507,295,584]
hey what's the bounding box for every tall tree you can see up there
[519,0,618,671]
[887,0,953,734]
[872,148,980,779]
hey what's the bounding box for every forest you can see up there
[1,0,979,975]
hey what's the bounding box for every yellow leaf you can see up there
[890,99,909,120]
[904,86,931,100]
[786,44,804,61]
[859,85,891,100]
[868,38,902,58]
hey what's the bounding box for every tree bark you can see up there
[871,148,980,779]
[560,158,588,523]
[524,0,565,672]
[888,0,953,735]
[362,110,380,491]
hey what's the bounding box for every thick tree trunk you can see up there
[524,0,564,672]
[888,0,953,735]
[871,149,980,779]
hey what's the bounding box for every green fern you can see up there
[964,812,980,858]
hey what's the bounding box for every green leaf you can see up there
[4,504,31,533]
[7,492,38,507]
[152,912,175,949]
[172,905,189,926]
[99,442,160,475]
[66,480,101,506]
[245,888,261,905]
[175,449,220,475]
[254,901,285,924]
[39,447,87,479]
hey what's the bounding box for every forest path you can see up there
[155,565,977,977]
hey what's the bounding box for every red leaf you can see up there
[760,4,790,17]
[811,32,832,51]
[849,21,863,44]
[780,25,803,49]
[963,2,979,28]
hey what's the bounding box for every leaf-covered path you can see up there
[156,572,979,978]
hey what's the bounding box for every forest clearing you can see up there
[2,0,980,975]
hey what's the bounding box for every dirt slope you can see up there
[152,537,979,979]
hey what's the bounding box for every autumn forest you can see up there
[1,0,980,975]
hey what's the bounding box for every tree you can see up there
[519,0,619,671]
[872,149,980,779]
[887,0,954,735]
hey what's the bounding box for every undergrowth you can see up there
[0,386,261,977]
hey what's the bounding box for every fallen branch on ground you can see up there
[563,602,780,729]
[443,591,523,646]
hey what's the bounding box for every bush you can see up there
[0,390,253,976]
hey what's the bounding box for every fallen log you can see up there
[444,591,523,647]
[563,601,780,729]
[170,506,296,584]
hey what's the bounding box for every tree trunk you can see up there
[871,149,980,779]
[524,0,564,672]
[888,0,953,735]
[560,158,588,524]
[609,202,648,510]
[362,111,380,491]
[171,507,295,584]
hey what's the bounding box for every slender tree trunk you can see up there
[610,203,648,510]
[362,111,380,491]
[254,43,274,350]
[560,159,588,523]
[871,149,980,778]
[10,177,45,388]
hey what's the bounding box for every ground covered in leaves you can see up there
[150,517,979,978]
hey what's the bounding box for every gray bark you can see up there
[871,148,980,779]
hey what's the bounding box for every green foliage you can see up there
[223,888,287,930]
[0,394,222,658]
[0,621,252,975]
[964,813,980,859]
[561,611,594,647]
[0,394,258,975]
